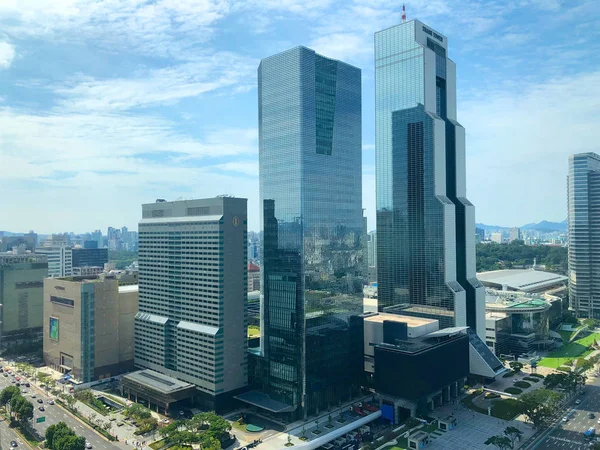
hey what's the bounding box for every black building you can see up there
[72,247,108,268]
[374,328,469,420]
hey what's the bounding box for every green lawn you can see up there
[538,332,600,368]
[559,329,577,342]
[248,325,260,338]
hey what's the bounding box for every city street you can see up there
[0,371,122,450]
[532,375,600,450]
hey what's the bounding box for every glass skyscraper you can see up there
[375,20,486,339]
[568,152,600,318]
[256,46,364,420]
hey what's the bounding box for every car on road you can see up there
[10,441,17,447]
[37,398,43,404]
[86,443,92,449]
[39,406,44,411]
[576,399,582,404]
[3,374,7,377]
[31,394,36,398]
[25,383,30,387]
[47,400,54,405]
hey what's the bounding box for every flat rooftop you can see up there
[122,370,194,394]
[364,312,438,327]
[477,269,567,292]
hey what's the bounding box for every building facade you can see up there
[509,227,521,243]
[568,152,600,318]
[0,254,48,349]
[374,20,485,339]
[367,231,377,267]
[72,247,108,269]
[254,46,365,420]
[43,276,138,382]
[36,247,72,278]
[135,197,248,411]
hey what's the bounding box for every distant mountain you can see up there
[521,219,567,232]
[476,219,567,233]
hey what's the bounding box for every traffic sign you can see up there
[36,417,45,423]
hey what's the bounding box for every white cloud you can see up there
[0,41,15,68]
[214,161,258,176]
[462,71,600,225]
[310,33,371,63]
[53,52,257,112]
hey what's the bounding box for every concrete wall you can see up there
[118,286,138,365]
[93,279,120,378]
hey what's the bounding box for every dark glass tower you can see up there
[258,46,364,419]
[568,152,600,318]
[375,20,486,339]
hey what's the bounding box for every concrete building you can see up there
[509,227,521,243]
[134,197,248,412]
[43,276,138,382]
[0,232,38,252]
[475,228,485,244]
[484,290,555,357]
[0,253,48,349]
[477,269,568,294]
[36,247,72,278]
[247,263,260,292]
[568,152,600,318]
[374,19,486,341]
[367,231,377,267]
[491,232,503,244]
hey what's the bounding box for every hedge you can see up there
[502,371,516,378]
[523,377,540,383]
[514,381,531,389]
[529,373,545,378]
[504,387,523,395]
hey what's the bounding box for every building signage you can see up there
[49,317,59,341]
[422,26,443,43]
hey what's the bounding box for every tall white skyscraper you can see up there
[134,197,248,411]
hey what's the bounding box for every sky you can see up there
[1,0,599,234]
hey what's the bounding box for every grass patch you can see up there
[460,390,487,414]
[248,325,260,338]
[502,371,516,378]
[559,329,576,342]
[150,439,165,450]
[504,387,523,395]
[491,399,523,420]
[539,332,600,368]
[556,366,572,372]
[514,381,531,389]
[485,393,500,400]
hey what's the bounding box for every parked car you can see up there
[86,443,92,449]
[25,383,30,387]
[47,400,54,405]
[562,417,568,422]
[590,413,596,419]
[31,394,36,398]
[39,406,44,412]
[576,399,582,405]
[117,422,124,427]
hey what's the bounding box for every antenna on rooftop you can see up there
[402,4,406,23]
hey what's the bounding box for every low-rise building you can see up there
[247,262,260,292]
[43,275,138,382]
[485,289,556,357]
[0,253,48,349]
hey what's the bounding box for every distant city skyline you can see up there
[1,1,598,233]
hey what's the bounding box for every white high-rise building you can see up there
[36,247,72,278]
[134,197,248,411]
[367,231,377,267]
[508,227,521,243]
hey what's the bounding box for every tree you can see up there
[543,373,567,390]
[519,389,562,428]
[46,422,73,450]
[314,418,319,430]
[124,403,152,420]
[200,437,221,450]
[503,426,523,448]
[103,422,112,433]
[484,435,513,450]
[55,434,85,450]
[0,386,21,405]
[287,434,292,446]
[16,398,34,426]
[509,361,523,373]
[301,426,307,438]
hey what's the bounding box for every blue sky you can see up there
[1,0,599,233]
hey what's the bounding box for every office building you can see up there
[43,275,138,382]
[367,231,377,267]
[134,197,248,412]
[35,247,72,278]
[242,46,365,420]
[475,227,485,243]
[509,227,521,243]
[247,263,260,292]
[568,152,600,318]
[0,231,38,252]
[0,253,48,349]
[374,20,485,339]
[72,247,108,269]
[491,232,503,244]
